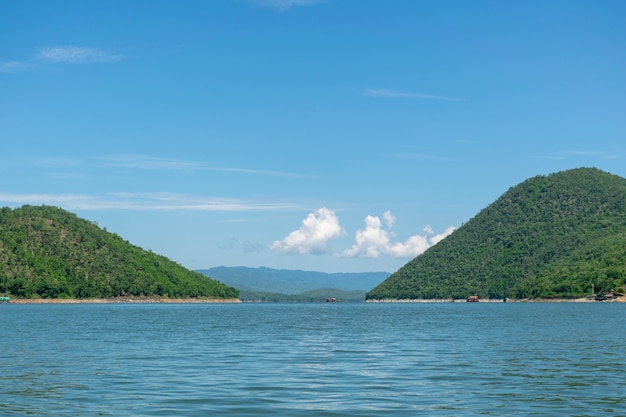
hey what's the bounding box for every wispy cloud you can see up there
[364,88,467,102]
[1,46,122,73]
[218,238,265,253]
[530,154,566,161]
[36,46,122,64]
[0,60,34,73]
[206,166,316,178]
[388,152,452,162]
[0,192,299,212]
[99,155,204,171]
[255,0,326,11]
[12,154,314,180]
[243,241,266,253]
[530,149,621,160]
[564,150,615,158]
[98,154,314,178]
[47,172,90,181]
[28,156,86,168]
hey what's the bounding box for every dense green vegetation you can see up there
[0,205,238,299]
[367,168,626,300]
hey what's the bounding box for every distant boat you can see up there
[325,297,337,303]
[467,295,479,302]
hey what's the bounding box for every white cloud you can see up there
[363,88,467,102]
[36,46,122,64]
[270,207,346,254]
[382,210,395,228]
[344,212,456,258]
[343,215,391,258]
[388,234,431,258]
[271,208,456,258]
[429,226,456,245]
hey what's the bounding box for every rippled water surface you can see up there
[1,303,624,416]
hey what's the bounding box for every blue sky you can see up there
[1,0,624,273]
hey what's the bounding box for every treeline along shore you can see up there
[8,296,242,304]
[365,296,626,303]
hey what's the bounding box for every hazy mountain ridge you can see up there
[237,288,367,303]
[197,266,389,295]
[367,168,626,300]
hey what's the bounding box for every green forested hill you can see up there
[0,205,238,299]
[366,168,626,300]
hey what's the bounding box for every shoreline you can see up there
[365,296,626,303]
[8,296,242,304]
[5,296,625,304]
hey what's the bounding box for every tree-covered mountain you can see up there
[366,168,626,300]
[0,205,238,300]
[197,266,389,294]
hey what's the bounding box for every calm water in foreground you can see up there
[1,302,624,416]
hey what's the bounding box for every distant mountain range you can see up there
[367,168,626,300]
[197,266,389,295]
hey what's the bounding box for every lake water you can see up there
[1,303,624,416]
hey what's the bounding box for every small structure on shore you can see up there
[0,296,10,303]
[467,295,479,302]
[595,291,621,301]
[325,297,337,303]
